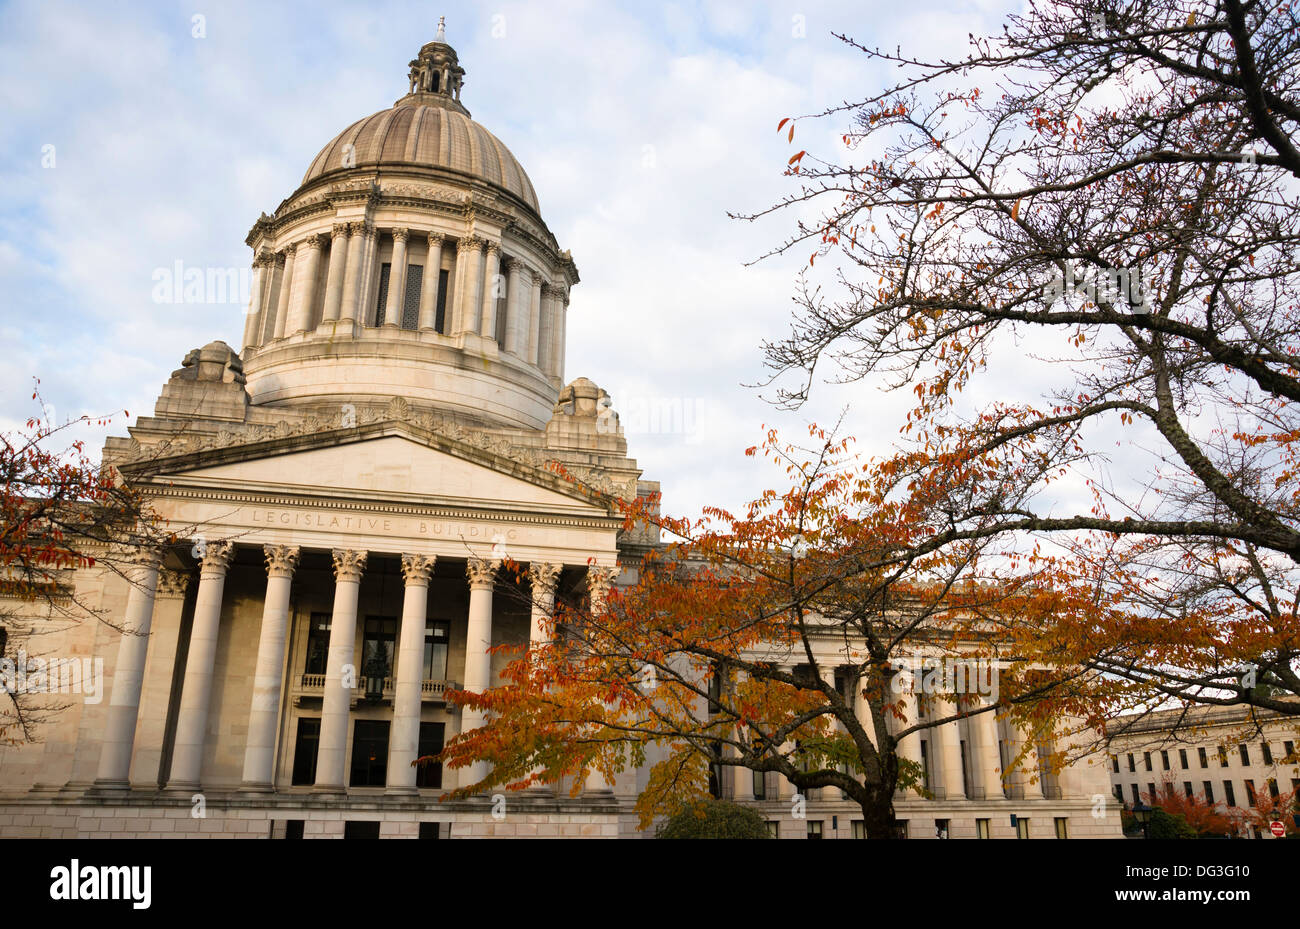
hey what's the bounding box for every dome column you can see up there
[383,228,410,326]
[321,223,351,324]
[241,251,273,352]
[480,241,501,341]
[527,271,543,365]
[539,283,560,379]
[555,288,569,383]
[503,258,529,357]
[339,221,366,323]
[455,236,485,337]
[260,252,286,343]
[287,235,324,334]
[272,245,296,340]
[418,232,445,330]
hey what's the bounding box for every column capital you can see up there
[331,222,351,240]
[155,569,191,599]
[529,562,562,597]
[347,220,369,236]
[253,249,275,268]
[274,250,288,267]
[586,563,619,607]
[484,240,500,257]
[530,269,545,287]
[426,230,446,247]
[362,223,379,242]
[400,553,436,586]
[263,544,301,579]
[332,548,368,582]
[457,234,485,253]
[500,254,517,272]
[283,242,298,259]
[466,557,500,590]
[392,226,410,242]
[199,540,235,575]
[300,233,326,251]
[110,543,163,569]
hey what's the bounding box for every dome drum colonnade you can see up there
[237,28,578,432]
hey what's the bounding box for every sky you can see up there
[0,0,1025,521]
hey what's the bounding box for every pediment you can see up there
[131,424,610,515]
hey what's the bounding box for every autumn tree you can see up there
[437,426,1111,837]
[0,383,165,744]
[739,0,1300,715]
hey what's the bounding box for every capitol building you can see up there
[0,25,1119,839]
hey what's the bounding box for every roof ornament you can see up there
[436,15,446,43]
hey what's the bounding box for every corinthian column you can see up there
[315,548,367,792]
[528,563,562,648]
[417,232,444,330]
[971,697,1005,800]
[93,549,162,789]
[503,258,529,356]
[932,694,966,800]
[241,251,272,351]
[388,554,436,794]
[460,557,499,787]
[538,283,558,378]
[357,225,380,325]
[584,564,620,795]
[240,545,300,790]
[260,251,286,343]
[383,228,410,326]
[480,241,501,341]
[272,245,296,340]
[321,223,351,323]
[554,288,569,383]
[527,270,543,365]
[338,222,366,323]
[455,236,485,336]
[287,234,324,334]
[167,540,235,790]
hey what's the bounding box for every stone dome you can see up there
[301,104,540,213]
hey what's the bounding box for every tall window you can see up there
[807,821,823,840]
[1111,755,1120,774]
[752,769,767,800]
[1184,781,1193,798]
[1179,748,1188,769]
[361,617,397,679]
[435,269,449,333]
[1244,780,1256,806]
[349,720,390,787]
[1131,784,1140,804]
[1143,751,1152,772]
[851,820,867,839]
[423,619,450,680]
[765,821,780,838]
[1127,753,1136,772]
[1160,750,1169,770]
[1239,744,1251,766]
[1016,818,1031,839]
[1223,780,1236,806]
[374,263,392,324]
[401,265,423,329]
[1054,817,1069,839]
[304,613,331,675]
[1218,745,1229,767]
[1262,742,1273,765]
[976,818,991,839]
[1268,778,1279,799]
[1204,781,1214,803]
[1198,747,1208,768]
[416,722,445,789]
[291,717,320,786]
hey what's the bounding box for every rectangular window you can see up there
[1184,781,1193,798]
[1160,750,1169,771]
[349,719,390,787]
[807,821,823,840]
[976,818,990,839]
[851,820,866,839]
[1223,781,1236,807]
[360,616,397,681]
[920,740,931,793]
[765,821,780,838]
[1268,778,1279,799]
[1244,780,1256,806]
[1218,745,1229,768]
[896,820,910,839]
[1198,747,1208,768]
[934,818,950,839]
[1111,755,1119,774]
[1127,753,1136,772]
[752,769,766,800]
[422,619,450,680]
[1239,744,1250,766]
[1147,782,1156,799]
[1016,818,1031,839]
[291,717,320,786]
[419,822,441,840]
[1204,781,1214,803]
[1179,748,1188,769]
[401,264,423,329]
[343,820,381,839]
[435,268,449,333]
[304,613,330,676]
[1262,742,1273,765]
[1144,751,1152,772]
[374,262,392,325]
[1055,817,1068,839]
[416,722,445,789]
[1286,741,1296,762]
[1131,784,1140,804]
[1112,784,1124,802]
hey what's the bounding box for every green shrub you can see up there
[656,799,772,839]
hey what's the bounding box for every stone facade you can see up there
[0,24,1121,839]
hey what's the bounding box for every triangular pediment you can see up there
[129,423,612,516]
